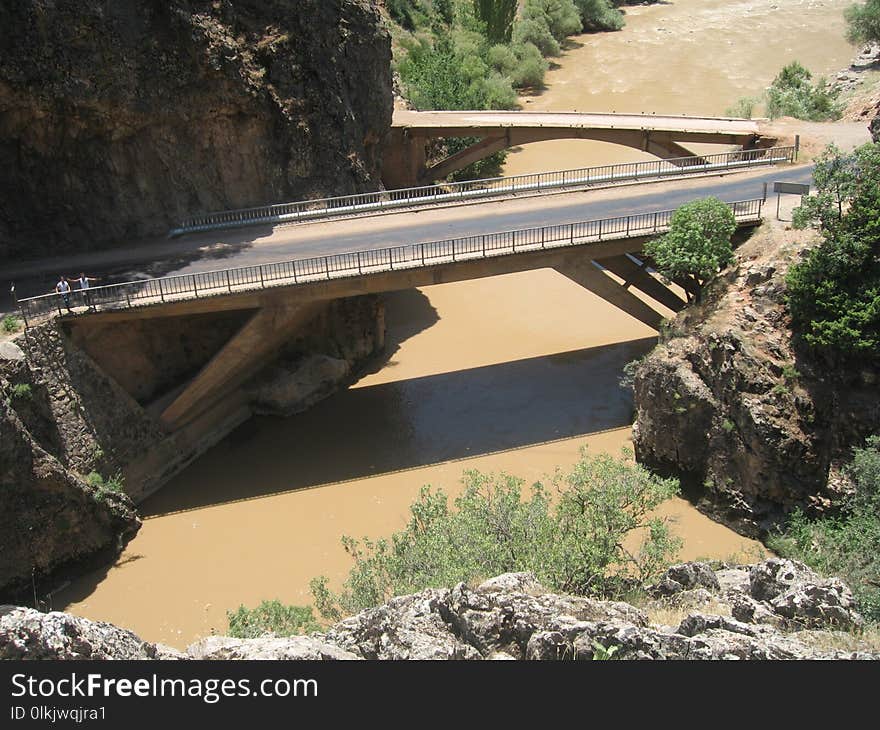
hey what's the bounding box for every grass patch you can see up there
[1,314,21,333]
[227,601,322,638]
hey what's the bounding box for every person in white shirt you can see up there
[72,272,100,310]
[55,276,72,313]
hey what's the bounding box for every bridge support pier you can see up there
[555,259,665,330]
[160,301,323,431]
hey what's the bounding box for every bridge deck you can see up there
[18,200,764,324]
[391,110,762,137]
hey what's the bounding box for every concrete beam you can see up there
[555,259,664,330]
[160,302,322,430]
[596,254,686,313]
[419,134,509,183]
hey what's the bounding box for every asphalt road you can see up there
[3,165,812,301]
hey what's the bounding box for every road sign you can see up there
[773,181,810,195]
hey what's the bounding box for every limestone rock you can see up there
[749,559,818,602]
[248,355,350,416]
[0,606,180,660]
[770,579,862,630]
[188,635,360,661]
[0,341,24,361]
[649,562,721,597]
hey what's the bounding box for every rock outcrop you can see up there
[0,383,141,602]
[632,223,880,535]
[2,562,876,660]
[0,0,393,260]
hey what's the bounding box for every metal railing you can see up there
[19,198,764,324]
[169,147,793,236]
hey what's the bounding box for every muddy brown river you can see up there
[57,0,855,648]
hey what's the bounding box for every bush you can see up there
[725,96,758,119]
[845,0,880,44]
[86,470,125,501]
[765,61,841,122]
[513,16,561,56]
[573,0,625,32]
[1,314,20,333]
[310,448,681,620]
[768,437,880,622]
[9,383,31,400]
[643,197,737,303]
[510,42,548,88]
[226,600,322,638]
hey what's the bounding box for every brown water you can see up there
[504,0,856,175]
[54,0,856,648]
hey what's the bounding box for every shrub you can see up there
[725,96,758,118]
[9,383,31,400]
[310,448,681,620]
[226,600,322,638]
[513,16,561,56]
[87,471,125,501]
[765,61,841,122]
[845,0,880,44]
[510,42,548,88]
[1,314,20,333]
[768,437,880,622]
[573,0,625,32]
[643,197,737,303]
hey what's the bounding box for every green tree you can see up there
[787,143,880,358]
[845,0,880,44]
[644,197,737,303]
[473,0,518,43]
[310,448,681,620]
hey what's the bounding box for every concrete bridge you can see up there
[19,199,764,435]
[385,110,773,187]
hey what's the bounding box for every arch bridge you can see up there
[384,110,774,187]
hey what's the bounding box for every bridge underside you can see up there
[70,235,696,432]
[383,126,763,188]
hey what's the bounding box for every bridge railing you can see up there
[169,146,793,236]
[18,198,764,324]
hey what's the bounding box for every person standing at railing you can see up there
[55,276,73,313]
[71,272,101,311]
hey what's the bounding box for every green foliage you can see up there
[721,419,736,434]
[86,471,125,501]
[573,0,625,32]
[516,0,582,56]
[9,383,32,401]
[845,0,880,44]
[1,314,20,333]
[768,437,880,622]
[474,0,518,43]
[310,448,681,620]
[591,641,620,660]
[787,143,880,359]
[644,197,737,302]
[226,600,322,638]
[725,96,757,118]
[765,61,842,122]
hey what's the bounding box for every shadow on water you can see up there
[142,336,657,517]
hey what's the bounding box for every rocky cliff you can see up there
[0,339,141,601]
[2,561,877,660]
[632,220,880,536]
[0,0,392,261]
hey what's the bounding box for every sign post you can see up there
[772,181,811,220]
